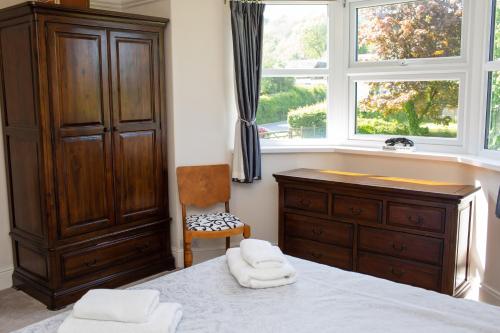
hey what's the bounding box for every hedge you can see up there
[288,102,327,129]
[256,86,326,125]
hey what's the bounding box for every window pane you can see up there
[257,77,327,140]
[356,0,463,62]
[487,72,500,150]
[492,0,500,60]
[355,80,459,138]
[263,5,328,69]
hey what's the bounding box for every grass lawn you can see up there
[356,118,458,138]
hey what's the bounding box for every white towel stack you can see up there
[226,239,297,289]
[57,289,183,333]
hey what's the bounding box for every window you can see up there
[257,0,500,158]
[258,4,329,141]
[486,0,500,151]
[349,0,466,145]
[354,79,460,138]
[355,0,464,63]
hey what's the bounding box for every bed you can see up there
[14,256,500,333]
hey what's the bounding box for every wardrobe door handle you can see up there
[103,127,110,133]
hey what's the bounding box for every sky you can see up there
[264,4,327,20]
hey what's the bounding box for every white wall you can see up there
[0,117,13,290]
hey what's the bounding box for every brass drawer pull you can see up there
[310,252,323,260]
[350,207,363,216]
[136,244,151,253]
[390,266,406,277]
[392,242,407,252]
[312,227,324,236]
[408,215,424,226]
[85,259,97,268]
[300,198,312,207]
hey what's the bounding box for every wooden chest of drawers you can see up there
[274,169,480,296]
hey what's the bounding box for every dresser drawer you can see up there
[61,233,163,280]
[333,195,382,223]
[285,237,353,270]
[388,203,445,233]
[359,227,443,266]
[285,213,353,248]
[358,252,441,291]
[284,188,328,214]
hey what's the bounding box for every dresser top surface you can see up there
[273,168,480,200]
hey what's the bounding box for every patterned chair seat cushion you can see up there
[186,212,243,231]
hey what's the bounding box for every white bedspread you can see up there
[13,256,500,333]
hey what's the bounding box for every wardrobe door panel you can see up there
[117,40,154,122]
[110,30,164,224]
[115,131,161,223]
[57,135,114,237]
[47,23,115,238]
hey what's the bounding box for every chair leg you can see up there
[243,224,251,239]
[226,237,231,250]
[184,233,193,268]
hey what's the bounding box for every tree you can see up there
[357,0,462,135]
[302,23,327,59]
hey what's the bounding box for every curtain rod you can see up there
[224,0,340,4]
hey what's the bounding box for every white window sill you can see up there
[261,145,500,173]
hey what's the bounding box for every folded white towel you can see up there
[73,289,160,323]
[240,239,286,269]
[226,247,297,289]
[58,303,183,333]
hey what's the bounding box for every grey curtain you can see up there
[230,0,265,183]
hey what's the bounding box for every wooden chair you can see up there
[176,164,251,267]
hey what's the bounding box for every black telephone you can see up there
[496,186,500,218]
[385,137,415,147]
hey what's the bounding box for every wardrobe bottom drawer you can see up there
[284,237,353,271]
[60,232,166,283]
[358,252,442,291]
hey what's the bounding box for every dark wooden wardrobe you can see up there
[0,2,174,309]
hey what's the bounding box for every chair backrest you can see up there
[176,164,231,208]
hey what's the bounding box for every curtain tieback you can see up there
[239,118,257,127]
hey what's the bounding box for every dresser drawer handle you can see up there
[85,259,98,268]
[408,215,424,226]
[350,207,363,216]
[392,242,407,252]
[136,244,151,253]
[390,266,406,277]
[299,199,312,207]
[310,252,323,260]
[312,227,324,236]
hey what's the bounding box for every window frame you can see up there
[343,0,470,151]
[347,73,467,149]
[259,2,332,147]
[348,0,470,68]
[259,0,481,156]
[481,0,500,157]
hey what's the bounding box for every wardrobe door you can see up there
[47,23,115,238]
[109,30,164,224]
